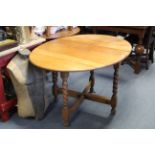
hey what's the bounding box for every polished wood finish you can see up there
[60,72,70,127]
[30,35,131,72]
[92,26,148,39]
[58,88,111,105]
[92,26,152,74]
[46,27,80,40]
[30,34,131,127]
[111,63,120,114]
[69,81,91,113]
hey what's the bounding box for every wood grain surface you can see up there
[30,34,132,72]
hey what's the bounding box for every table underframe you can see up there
[52,63,120,127]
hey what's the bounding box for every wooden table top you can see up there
[30,34,132,72]
[46,27,80,40]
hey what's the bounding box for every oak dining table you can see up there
[29,34,132,127]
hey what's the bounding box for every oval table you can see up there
[30,34,132,127]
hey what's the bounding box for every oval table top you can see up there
[30,34,132,72]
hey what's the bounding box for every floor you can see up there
[0,61,155,129]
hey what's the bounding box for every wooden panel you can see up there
[30,35,132,72]
[92,26,148,38]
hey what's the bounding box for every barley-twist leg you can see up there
[89,70,95,93]
[111,63,120,114]
[60,72,70,127]
[52,71,58,102]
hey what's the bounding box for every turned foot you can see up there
[62,107,70,127]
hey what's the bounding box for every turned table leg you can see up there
[52,71,58,102]
[111,63,120,114]
[89,70,95,93]
[145,50,149,70]
[149,42,154,63]
[60,72,70,127]
[134,44,144,74]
